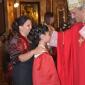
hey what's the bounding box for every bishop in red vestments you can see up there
[57,22,83,85]
[78,24,85,85]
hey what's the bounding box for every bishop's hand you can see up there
[78,36,85,46]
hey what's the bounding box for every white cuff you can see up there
[79,25,85,39]
[34,51,47,58]
[49,31,58,47]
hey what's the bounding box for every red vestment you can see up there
[71,23,83,85]
[77,23,85,85]
[57,22,83,85]
[33,52,60,85]
[78,40,85,85]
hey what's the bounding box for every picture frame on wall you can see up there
[0,0,5,36]
[20,2,40,24]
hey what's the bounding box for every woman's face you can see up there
[41,31,51,43]
[19,19,32,35]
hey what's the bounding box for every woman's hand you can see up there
[33,46,47,55]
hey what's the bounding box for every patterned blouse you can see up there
[7,34,30,64]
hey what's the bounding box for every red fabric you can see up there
[57,29,73,85]
[78,40,85,85]
[71,23,83,85]
[57,23,83,85]
[18,34,29,53]
[33,52,60,85]
[72,23,85,85]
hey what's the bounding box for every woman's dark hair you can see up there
[12,15,31,33]
[28,24,49,49]
[44,12,54,25]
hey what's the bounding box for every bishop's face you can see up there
[71,8,83,22]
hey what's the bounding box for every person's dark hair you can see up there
[12,15,31,33]
[44,12,54,25]
[28,24,49,49]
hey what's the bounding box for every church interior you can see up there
[0,0,69,85]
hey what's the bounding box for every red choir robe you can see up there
[33,52,60,85]
[57,22,83,85]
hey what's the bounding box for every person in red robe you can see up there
[57,3,85,85]
[77,6,85,85]
[57,22,84,85]
[28,24,60,85]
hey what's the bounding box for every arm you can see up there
[49,31,58,47]
[18,49,35,62]
[8,42,46,62]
